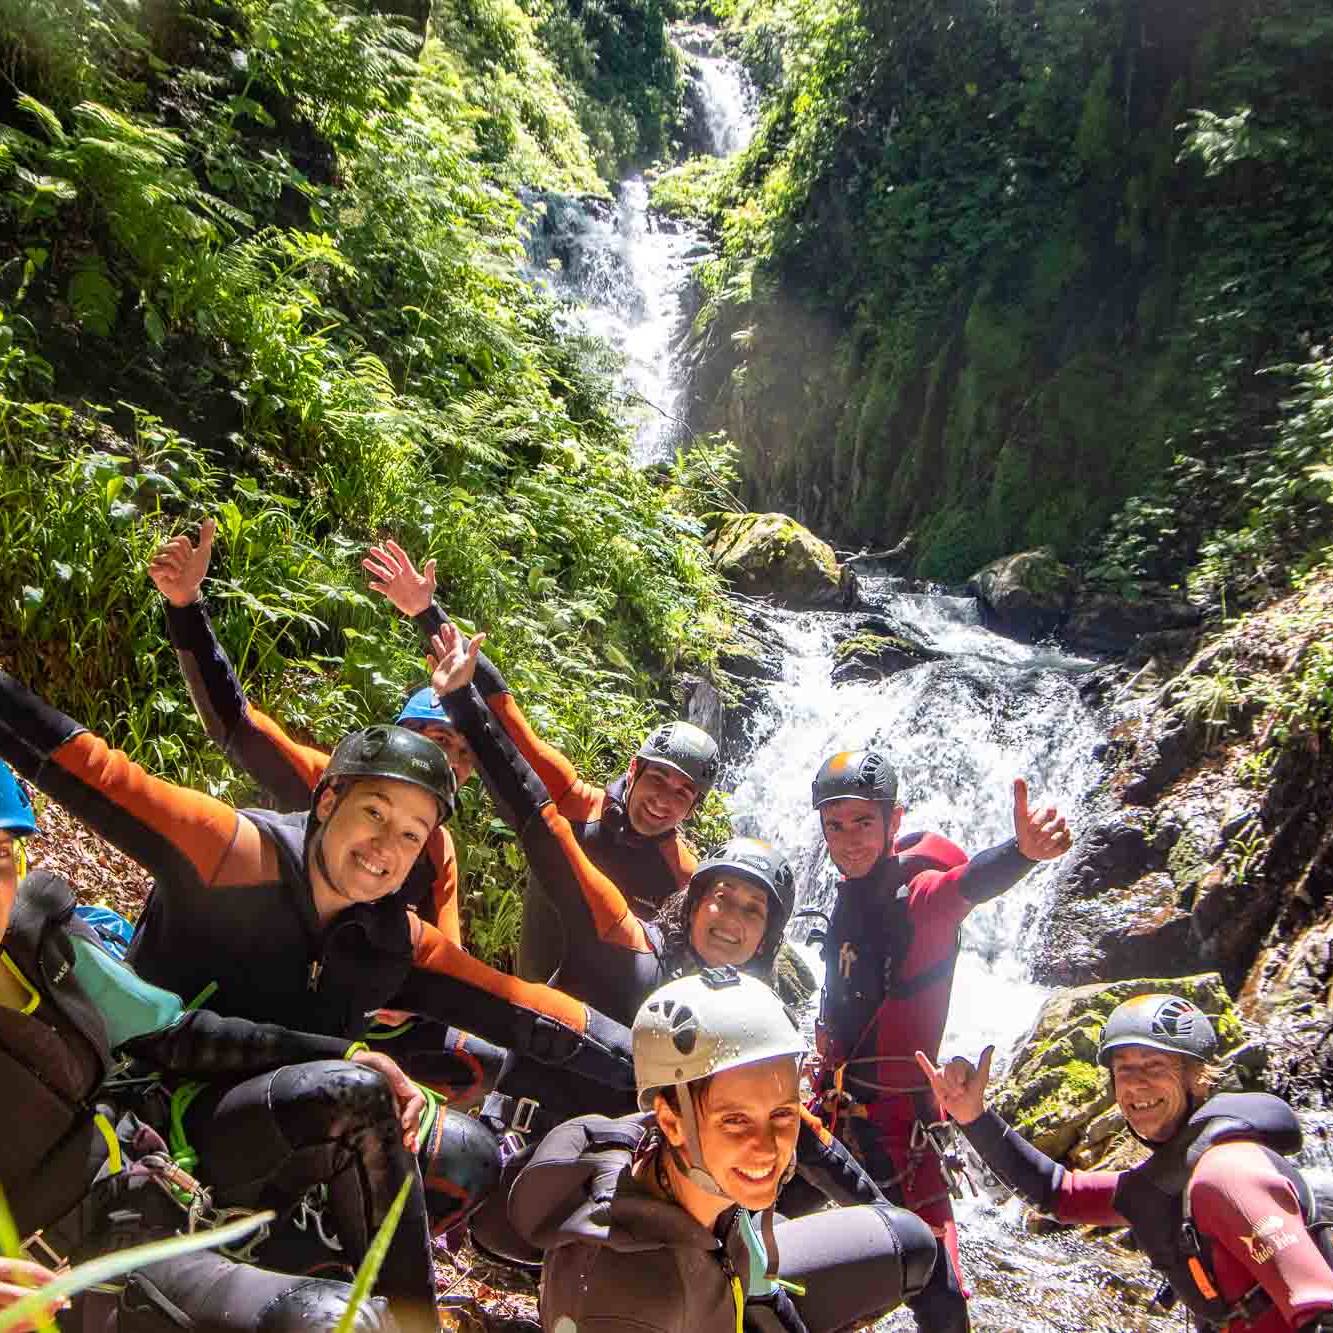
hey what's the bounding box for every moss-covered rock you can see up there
[775,939,817,1008]
[709,511,842,607]
[993,973,1244,1160]
[967,547,1078,641]
[830,630,939,684]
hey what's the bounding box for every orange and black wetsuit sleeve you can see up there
[413,603,603,821]
[393,918,634,1091]
[167,600,462,937]
[0,671,239,891]
[657,828,698,891]
[165,599,328,810]
[425,827,461,943]
[443,682,652,955]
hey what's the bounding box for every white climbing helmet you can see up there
[634,967,807,1198]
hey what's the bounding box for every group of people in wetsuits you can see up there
[2,521,1331,1333]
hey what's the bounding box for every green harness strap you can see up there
[165,981,220,1176]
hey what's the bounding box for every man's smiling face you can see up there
[1110,1046,1195,1143]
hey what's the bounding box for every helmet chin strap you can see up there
[669,1081,797,1200]
[672,1080,730,1198]
[309,789,358,906]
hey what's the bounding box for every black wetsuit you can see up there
[2,869,422,1331]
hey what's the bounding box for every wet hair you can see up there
[655,1077,715,1114]
[655,878,784,985]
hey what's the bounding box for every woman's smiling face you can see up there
[689,875,769,967]
[691,1057,801,1211]
[314,778,438,906]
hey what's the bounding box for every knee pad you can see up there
[419,1108,501,1225]
[257,1278,397,1332]
[271,1061,399,1146]
[875,1203,937,1301]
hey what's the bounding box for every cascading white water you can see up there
[520,29,756,464]
[728,585,1101,1073]
[691,51,756,157]
[725,588,1183,1330]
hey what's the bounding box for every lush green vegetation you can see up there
[0,0,727,961]
[684,0,1333,589]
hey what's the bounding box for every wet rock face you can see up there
[992,973,1243,1161]
[829,615,942,684]
[708,511,843,608]
[1038,574,1333,1111]
[968,547,1078,640]
[774,939,817,1008]
[699,599,788,763]
[1064,585,1202,657]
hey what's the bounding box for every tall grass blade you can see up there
[0,1211,274,1333]
[0,1186,56,1333]
[332,1176,413,1333]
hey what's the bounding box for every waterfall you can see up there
[727,581,1101,1069]
[725,585,1183,1330]
[521,28,756,464]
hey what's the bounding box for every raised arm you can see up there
[151,519,330,810]
[909,778,1073,920]
[916,1046,1125,1227]
[427,625,650,954]
[0,671,247,892]
[364,540,602,819]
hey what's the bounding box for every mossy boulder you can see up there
[709,512,842,608]
[993,973,1244,1161]
[775,940,817,1008]
[831,631,941,684]
[967,547,1078,641]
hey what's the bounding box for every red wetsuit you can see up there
[961,1094,1333,1331]
[817,833,1036,1321]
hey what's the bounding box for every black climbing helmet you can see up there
[811,749,898,810]
[1097,994,1218,1069]
[636,721,719,797]
[315,725,458,826]
[689,836,796,930]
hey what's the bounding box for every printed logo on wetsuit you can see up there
[838,941,857,980]
[1237,1214,1298,1265]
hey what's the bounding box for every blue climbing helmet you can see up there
[0,762,37,838]
[396,686,457,732]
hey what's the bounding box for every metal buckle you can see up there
[511,1097,539,1134]
[22,1230,69,1272]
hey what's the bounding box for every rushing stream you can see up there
[725,584,1183,1332]
[516,31,1191,1330]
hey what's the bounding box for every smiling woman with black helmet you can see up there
[0,667,640,1256]
[509,969,937,1333]
[920,994,1333,1333]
